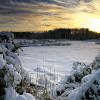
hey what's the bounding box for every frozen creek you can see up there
[19,41,100,86]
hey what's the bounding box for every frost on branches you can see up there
[0,32,35,100]
[50,55,100,100]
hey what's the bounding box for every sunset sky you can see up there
[0,0,100,32]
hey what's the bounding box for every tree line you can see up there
[13,28,100,40]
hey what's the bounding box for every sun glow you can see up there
[85,18,100,33]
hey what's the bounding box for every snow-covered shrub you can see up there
[2,49,30,87]
[92,55,100,70]
[67,55,100,100]
[68,68,100,100]
[0,32,35,100]
[50,56,100,100]
[72,62,92,82]
[50,62,88,98]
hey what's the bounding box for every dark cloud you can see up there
[0,0,93,16]
[0,0,97,32]
[0,0,93,6]
[0,0,57,5]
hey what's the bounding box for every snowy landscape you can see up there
[0,32,100,100]
[0,0,100,100]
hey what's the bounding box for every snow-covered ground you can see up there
[19,41,100,86]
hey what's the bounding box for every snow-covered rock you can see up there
[5,87,18,100]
